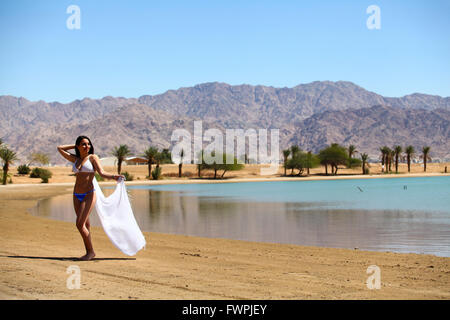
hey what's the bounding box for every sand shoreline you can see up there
[1,174,449,299]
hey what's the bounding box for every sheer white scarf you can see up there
[92,177,146,256]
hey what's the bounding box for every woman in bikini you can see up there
[57,136,124,261]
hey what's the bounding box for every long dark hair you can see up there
[75,136,95,158]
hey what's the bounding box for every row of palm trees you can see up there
[112,145,245,179]
[282,143,433,176]
[111,144,173,177]
[345,144,432,174]
[379,145,431,173]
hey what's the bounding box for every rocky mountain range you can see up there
[1,81,449,165]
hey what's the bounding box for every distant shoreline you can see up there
[2,171,448,189]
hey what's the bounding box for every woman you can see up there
[57,136,124,261]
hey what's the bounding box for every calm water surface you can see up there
[30,176,450,257]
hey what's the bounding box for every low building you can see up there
[125,157,148,166]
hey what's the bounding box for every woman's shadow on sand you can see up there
[3,255,135,261]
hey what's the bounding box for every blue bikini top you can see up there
[72,156,95,173]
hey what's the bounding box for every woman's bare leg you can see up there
[75,192,96,261]
[74,196,89,255]
[73,196,86,252]
[74,197,92,252]
[83,216,93,260]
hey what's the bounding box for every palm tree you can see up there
[178,149,185,178]
[348,145,357,158]
[421,146,431,172]
[150,151,163,180]
[379,146,390,173]
[282,149,290,176]
[0,146,19,185]
[347,145,358,167]
[386,147,393,173]
[154,151,162,170]
[405,145,415,173]
[197,150,204,178]
[112,144,131,174]
[143,146,158,178]
[393,145,402,173]
[379,147,385,172]
[290,146,300,175]
[361,153,369,175]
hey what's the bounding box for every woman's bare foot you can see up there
[79,252,96,261]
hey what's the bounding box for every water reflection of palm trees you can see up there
[140,189,288,240]
[143,189,200,234]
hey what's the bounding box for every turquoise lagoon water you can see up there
[30,176,450,257]
[132,176,450,212]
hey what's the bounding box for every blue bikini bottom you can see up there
[74,189,95,202]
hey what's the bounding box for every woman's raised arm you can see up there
[90,154,123,181]
[57,144,77,163]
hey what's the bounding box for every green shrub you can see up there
[17,164,31,175]
[30,167,42,178]
[122,171,134,181]
[151,167,162,180]
[30,167,52,183]
[39,169,52,183]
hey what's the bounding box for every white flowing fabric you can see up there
[92,177,146,256]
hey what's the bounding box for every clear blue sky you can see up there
[1,0,449,103]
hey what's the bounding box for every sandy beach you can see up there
[1,164,449,300]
